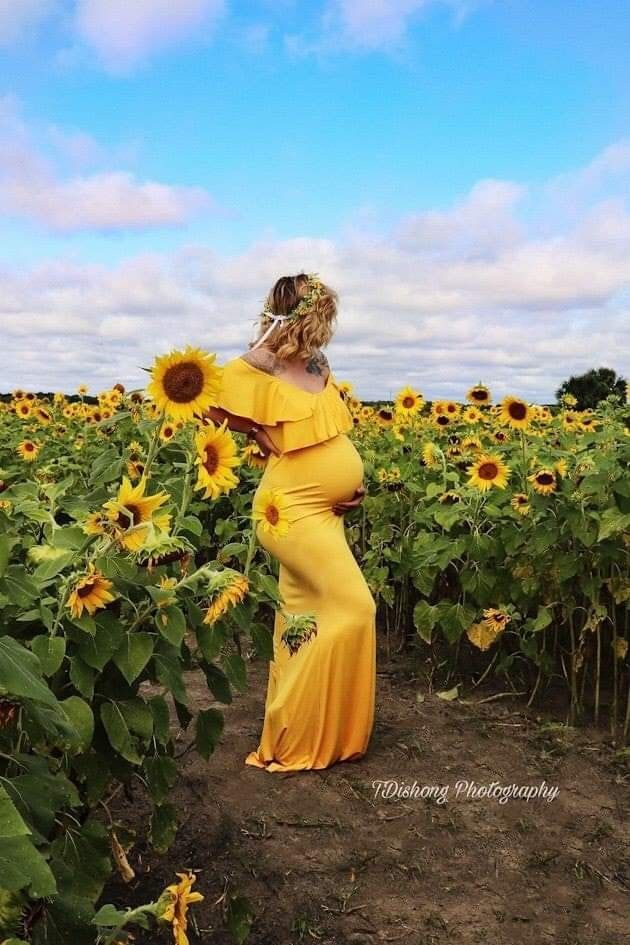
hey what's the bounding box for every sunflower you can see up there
[421,442,440,468]
[67,564,115,619]
[147,346,222,421]
[203,572,249,625]
[157,871,204,945]
[160,422,177,442]
[511,493,531,516]
[242,442,267,469]
[482,608,511,634]
[500,396,532,430]
[466,621,500,652]
[252,488,291,539]
[337,380,355,399]
[14,400,32,419]
[376,408,395,427]
[528,468,557,495]
[83,510,112,537]
[467,453,511,492]
[395,386,423,416]
[77,384,88,396]
[17,440,40,461]
[193,421,240,500]
[103,477,171,552]
[493,429,509,444]
[466,384,491,405]
[554,458,568,478]
[463,406,484,424]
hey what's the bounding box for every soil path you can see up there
[110,643,629,945]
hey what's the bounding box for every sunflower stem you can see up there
[142,411,166,480]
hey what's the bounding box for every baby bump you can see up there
[258,434,364,509]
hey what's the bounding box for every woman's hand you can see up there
[332,485,366,516]
[254,428,281,458]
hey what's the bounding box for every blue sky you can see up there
[1,0,629,399]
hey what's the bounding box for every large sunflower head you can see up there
[500,396,532,430]
[395,386,424,417]
[466,384,491,405]
[157,871,204,945]
[203,570,249,625]
[17,440,40,462]
[147,347,222,421]
[67,564,115,619]
[528,468,557,495]
[103,477,170,552]
[467,453,511,492]
[194,420,241,500]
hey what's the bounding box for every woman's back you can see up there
[241,344,330,395]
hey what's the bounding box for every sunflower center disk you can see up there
[203,446,219,475]
[266,505,279,525]
[77,581,97,598]
[478,462,498,480]
[162,362,204,403]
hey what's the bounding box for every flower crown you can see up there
[260,273,327,322]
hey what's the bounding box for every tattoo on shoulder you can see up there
[305,351,329,377]
[242,348,280,376]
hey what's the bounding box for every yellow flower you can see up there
[376,407,394,427]
[500,395,533,430]
[14,399,32,419]
[160,422,178,442]
[17,440,40,462]
[204,573,249,625]
[466,621,500,651]
[395,386,423,416]
[148,346,222,421]
[77,384,89,395]
[528,468,557,495]
[242,442,267,469]
[158,871,204,945]
[554,458,568,478]
[466,384,491,405]
[252,488,290,538]
[103,477,171,552]
[67,564,115,619]
[511,493,531,516]
[421,442,440,468]
[482,608,511,634]
[467,453,511,492]
[193,421,240,500]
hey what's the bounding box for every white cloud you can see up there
[0,99,213,232]
[0,0,56,44]
[287,0,484,55]
[1,141,629,399]
[74,0,226,72]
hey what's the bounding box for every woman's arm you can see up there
[204,406,281,457]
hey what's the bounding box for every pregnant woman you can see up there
[207,273,376,773]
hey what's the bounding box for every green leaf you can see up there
[156,605,186,647]
[120,698,153,740]
[69,657,95,700]
[92,904,130,928]
[150,802,178,853]
[226,893,254,945]
[222,651,247,693]
[113,632,154,685]
[532,605,553,632]
[77,615,123,670]
[1,567,40,607]
[60,696,94,752]
[179,515,202,536]
[196,621,228,662]
[33,551,75,584]
[195,708,224,760]
[203,663,232,704]
[413,600,439,644]
[0,636,59,707]
[148,695,171,745]
[153,642,187,703]
[100,703,143,765]
[144,756,178,804]
[0,533,16,577]
[0,786,57,897]
[31,635,66,676]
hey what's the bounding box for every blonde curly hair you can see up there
[251,273,338,361]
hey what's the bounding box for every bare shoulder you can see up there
[241,346,281,376]
[305,349,330,379]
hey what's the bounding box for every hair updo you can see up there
[252,273,338,361]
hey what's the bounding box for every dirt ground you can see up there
[108,640,630,945]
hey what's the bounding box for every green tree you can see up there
[556,367,626,410]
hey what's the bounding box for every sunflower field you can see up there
[0,347,628,944]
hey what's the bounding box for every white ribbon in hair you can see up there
[250,312,289,350]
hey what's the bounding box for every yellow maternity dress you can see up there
[217,357,377,773]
